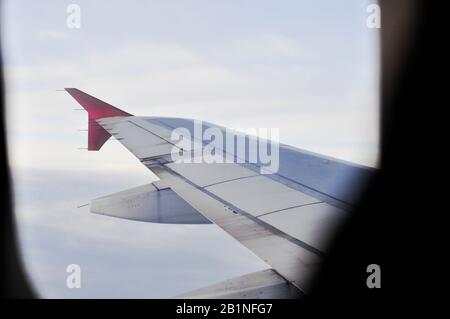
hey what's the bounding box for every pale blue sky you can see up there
[2,0,379,298]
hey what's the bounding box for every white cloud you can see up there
[212,33,308,62]
[38,29,67,41]
[4,37,378,170]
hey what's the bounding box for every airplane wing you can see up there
[65,88,375,298]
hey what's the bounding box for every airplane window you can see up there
[1,0,379,298]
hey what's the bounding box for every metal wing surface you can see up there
[65,88,375,298]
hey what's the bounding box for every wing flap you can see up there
[259,202,347,251]
[177,269,304,299]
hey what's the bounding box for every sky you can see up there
[1,0,380,298]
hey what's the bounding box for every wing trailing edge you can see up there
[177,269,304,299]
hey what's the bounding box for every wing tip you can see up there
[65,88,132,151]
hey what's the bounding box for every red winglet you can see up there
[65,88,132,151]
